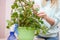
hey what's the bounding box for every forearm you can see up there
[44,16,55,26]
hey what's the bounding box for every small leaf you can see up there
[39,20,44,24]
[11,12,18,18]
[14,2,18,8]
[11,5,15,9]
[7,26,10,29]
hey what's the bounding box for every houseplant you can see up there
[7,0,48,40]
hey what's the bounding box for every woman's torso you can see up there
[34,0,59,37]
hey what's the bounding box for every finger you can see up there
[37,13,45,17]
[37,11,45,15]
[37,13,44,15]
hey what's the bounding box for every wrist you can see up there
[43,15,48,20]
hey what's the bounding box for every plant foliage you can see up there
[7,0,48,34]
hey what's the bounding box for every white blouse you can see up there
[34,0,60,37]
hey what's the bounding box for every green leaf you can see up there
[35,29,40,35]
[7,26,10,29]
[6,20,14,28]
[11,12,18,18]
[14,2,18,8]
[39,20,44,24]
[15,0,19,2]
[11,5,15,9]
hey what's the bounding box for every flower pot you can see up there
[18,27,35,40]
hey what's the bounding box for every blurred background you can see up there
[0,0,60,40]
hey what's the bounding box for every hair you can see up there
[42,0,58,7]
[51,0,58,7]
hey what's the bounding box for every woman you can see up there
[33,0,60,40]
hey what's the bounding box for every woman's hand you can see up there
[37,12,55,26]
[32,4,55,26]
[37,12,47,19]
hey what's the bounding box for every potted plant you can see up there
[7,0,48,40]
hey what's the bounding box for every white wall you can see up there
[0,0,14,39]
[0,0,6,38]
[5,0,15,39]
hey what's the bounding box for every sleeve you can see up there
[48,13,60,33]
[51,1,60,27]
[48,9,60,34]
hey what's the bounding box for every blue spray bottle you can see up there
[7,24,18,40]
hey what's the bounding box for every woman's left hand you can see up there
[37,12,55,26]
